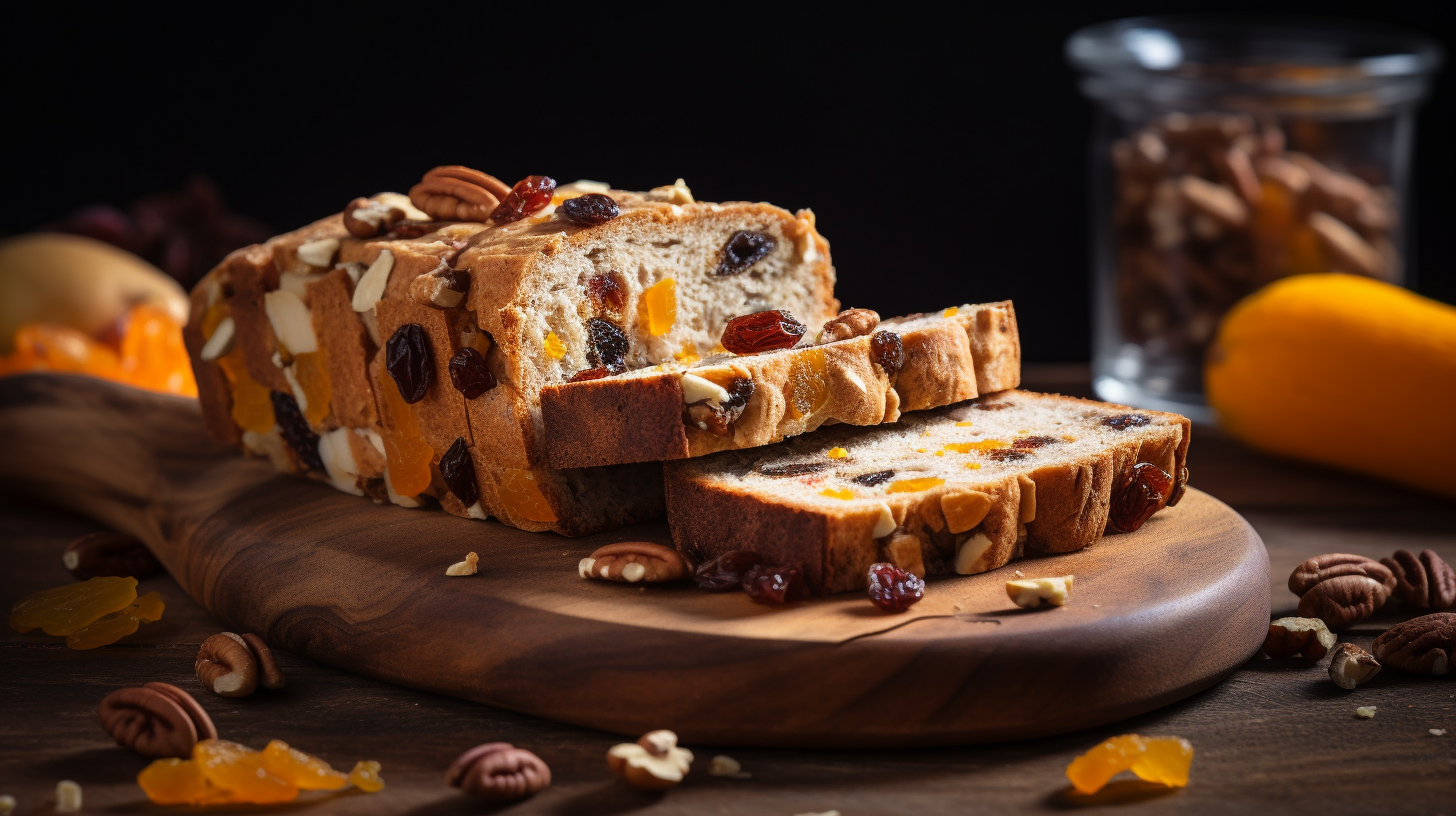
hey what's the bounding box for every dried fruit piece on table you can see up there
[715,230,775,276]
[66,590,164,649]
[1371,612,1456,676]
[867,562,925,612]
[349,760,386,793]
[1065,734,1193,795]
[262,740,349,790]
[196,632,259,697]
[1263,617,1336,662]
[1328,643,1381,690]
[1380,549,1456,611]
[440,437,480,508]
[586,317,628,371]
[1007,576,1074,609]
[743,564,809,605]
[386,323,433,404]
[138,740,380,805]
[63,531,161,580]
[448,742,552,802]
[559,193,620,226]
[1108,463,1173,533]
[694,550,765,591]
[137,757,229,805]
[99,683,208,758]
[491,175,556,223]
[870,330,904,375]
[194,739,298,804]
[608,730,693,791]
[579,542,691,583]
[449,347,497,398]
[119,303,198,396]
[270,391,325,472]
[9,576,137,635]
[721,309,806,354]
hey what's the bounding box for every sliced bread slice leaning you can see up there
[665,390,1190,593]
[539,302,1020,468]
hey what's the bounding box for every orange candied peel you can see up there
[138,739,382,805]
[9,576,138,636]
[377,367,434,497]
[1066,734,1193,795]
[0,303,197,396]
[642,278,677,337]
[887,477,946,494]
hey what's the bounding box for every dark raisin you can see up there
[448,347,496,398]
[758,461,827,477]
[870,330,904,375]
[852,470,896,487]
[389,220,438,239]
[490,175,556,223]
[1108,462,1174,533]
[742,563,810,604]
[866,562,925,613]
[587,272,626,315]
[385,324,433,404]
[1012,435,1060,450]
[715,230,776,276]
[987,448,1030,462]
[439,437,479,508]
[685,377,755,436]
[721,310,806,354]
[586,317,628,371]
[269,391,325,472]
[559,193,620,226]
[569,367,612,382]
[1102,413,1151,430]
[694,550,765,591]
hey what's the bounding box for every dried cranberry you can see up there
[715,230,776,276]
[1012,436,1060,450]
[448,347,496,398]
[852,470,896,487]
[587,272,626,315]
[685,377,755,436]
[269,391,324,472]
[987,449,1030,462]
[586,317,628,371]
[694,550,765,591]
[559,193,620,226]
[386,323,433,404]
[867,562,925,613]
[490,175,556,223]
[439,437,479,508]
[870,330,904,375]
[743,564,810,605]
[758,462,827,477]
[569,367,612,382]
[389,220,438,239]
[721,310,806,354]
[1108,462,1174,533]
[1102,413,1151,430]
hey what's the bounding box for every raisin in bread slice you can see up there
[540,302,1020,468]
[665,391,1191,593]
[184,181,837,536]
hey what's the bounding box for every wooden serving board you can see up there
[0,375,1271,747]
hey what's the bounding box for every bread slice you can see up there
[665,390,1191,593]
[184,182,838,535]
[540,302,1020,468]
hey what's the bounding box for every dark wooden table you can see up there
[3,366,1454,815]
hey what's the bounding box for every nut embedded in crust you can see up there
[1328,643,1381,690]
[195,632,259,697]
[607,730,693,791]
[447,742,551,802]
[1263,617,1336,662]
[580,542,691,583]
[819,308,880,343]
[409,264,470,310]
[343,197,407,239]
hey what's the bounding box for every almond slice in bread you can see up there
[540,302,1021,468]
[664,390,1191,594]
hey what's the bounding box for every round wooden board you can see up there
[1,375,1271,747]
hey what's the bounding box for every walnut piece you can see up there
[819,308,880,343]
[343,197,406,239]
[579,542,690,583]
[1263,617,1336,662]
[1372,612,1456,676]
[607,730,693,790]
[409,264,470,310]
[1328,643,1381,690]
[446,552,479,577]
[1006,576,1073,608]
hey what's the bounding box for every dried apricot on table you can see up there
[9,576,137,635]
[262,739,349,791]
[137,758,230,805]
[194,739,298,804]
[1066,734,1193,795]
[65,590,165,650]
[349,760,385,793]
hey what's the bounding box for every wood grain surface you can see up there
[0,374,1270,747]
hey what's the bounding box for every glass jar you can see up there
[1067,17,1442,421]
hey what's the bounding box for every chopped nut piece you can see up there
[342,197,406,239]
[296,238,339,268]
[351,250,395,313]
[648,178,694,204]
[1263,617,1337,662]
[1355,706,1377,719]
[1328,643,1381,690]
[819,308,880,343]
[446,552,479,576]
[871,502,896,539]
[1431,728,1448,736]
[408,263,469,310]
[607,730,693,790]
[55,780,81,813]
[708,754,751,778]
[1007,576,1073,608]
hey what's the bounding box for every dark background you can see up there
[4,6,1449,363]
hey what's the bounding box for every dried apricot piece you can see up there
[65,591,164,650]
[349,760,385,793]
[642,278,677,337]
[194,739,298,804]
[887,477,945,494]
[783,347,828,420]
[137,758,231,805]
[262,740,349,791]
[216,351,276,434]
[377,366,434,497]
[1066,734,1193,795]
[499,468,558,523]
[119,303,198,396]
[9,576,137,635]
[11,322,122,378]
[291,350,333,426]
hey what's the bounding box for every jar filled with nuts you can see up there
[1067,17,1442,420]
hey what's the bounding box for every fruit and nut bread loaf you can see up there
[541,302,1020,467]
[183,171,838,535]
[666,391,1191,593]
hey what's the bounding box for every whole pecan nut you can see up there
[196,632,259,697]
[1372,612,1455,675]
[579,542,691,583]
[98,683,216,758]
[1297,574,1388,630]
[1380,549,1456,611]
[342,197,407,239]
[447,742,551,801]
[63,531,162,580]
[820,308,880,343]
[409,166,512,223]
[1289,553,1395,599]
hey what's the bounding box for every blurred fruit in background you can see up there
[1206,274,1456,498]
